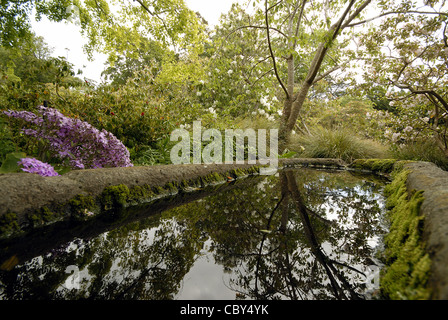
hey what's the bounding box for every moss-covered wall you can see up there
[380,167,431,299]
[355,159,448,300]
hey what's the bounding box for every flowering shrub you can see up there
[4,106,133,170]
[18,157,60,177]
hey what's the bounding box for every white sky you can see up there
[30,1,245,83]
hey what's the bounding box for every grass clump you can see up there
[391,138,448,171]
[292,127,388,163]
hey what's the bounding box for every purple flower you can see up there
[3,106,133,170]
[18,158,60,177]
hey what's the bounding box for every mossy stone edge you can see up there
[348,158,448,300]
[0,163,262,239]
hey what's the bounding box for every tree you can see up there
[0,0,72,47]
[0,0,205,65]
[224,0,374,152]
[200,3,281,119]
[101,37,173,86]
[358,0,448,156]
[0,33,81,87]
[0,33,83,113]
[71,0,206,63]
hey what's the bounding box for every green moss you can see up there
[128,184,156,203]
[199,172,226,186]
[381,168,432,300]
[165,182,179,193]
[350,159,398,173]
[101,184,131,211]
[0,211,20,237]
[69,194,97,220]
[230,168,246,178]
[27,206,64,227]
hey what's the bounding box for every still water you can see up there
[0,168,388,300]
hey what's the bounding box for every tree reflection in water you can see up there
[0,168,387,300]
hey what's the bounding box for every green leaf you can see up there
[280,151,297,159]
[0,152,27,174]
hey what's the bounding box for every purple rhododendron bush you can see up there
[3,106,133,176]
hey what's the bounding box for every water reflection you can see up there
[0,168,387,300]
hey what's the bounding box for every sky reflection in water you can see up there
[0,168,388,300]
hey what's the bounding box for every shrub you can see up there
[3,106,133,170]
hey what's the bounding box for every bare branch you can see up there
[268,0,284,12]
[133,0,154,15]
[313,63,346,84]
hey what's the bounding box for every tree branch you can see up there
[292,0,307,49]
[305,0,357,84]
[341,0,373,30]
[133,0,154,15]
[265,0,289,99]
[226,25,288,39]
[346,10,448,28]
[392,81,448,112]
[312,62,347,84]
[133,0,174,46]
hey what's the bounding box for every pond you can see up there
[0,168,388,300]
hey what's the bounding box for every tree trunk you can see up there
[277,0,369,153]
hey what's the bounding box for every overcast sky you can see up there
[30,1,246,83]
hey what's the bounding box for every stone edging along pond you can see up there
[0,157,447,300]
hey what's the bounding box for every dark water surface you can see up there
[0,168,388,300]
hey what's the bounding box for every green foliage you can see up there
[1,0,447,173]
[0,0,71,47]
[102,37,174,86]
[358,0,448,158]
[299,96,384,140]
[0,152,26,173]
[364,86,396,114]
[0,118,17,165]
[133,137,174,166]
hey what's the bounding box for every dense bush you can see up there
[3,106,133,174]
